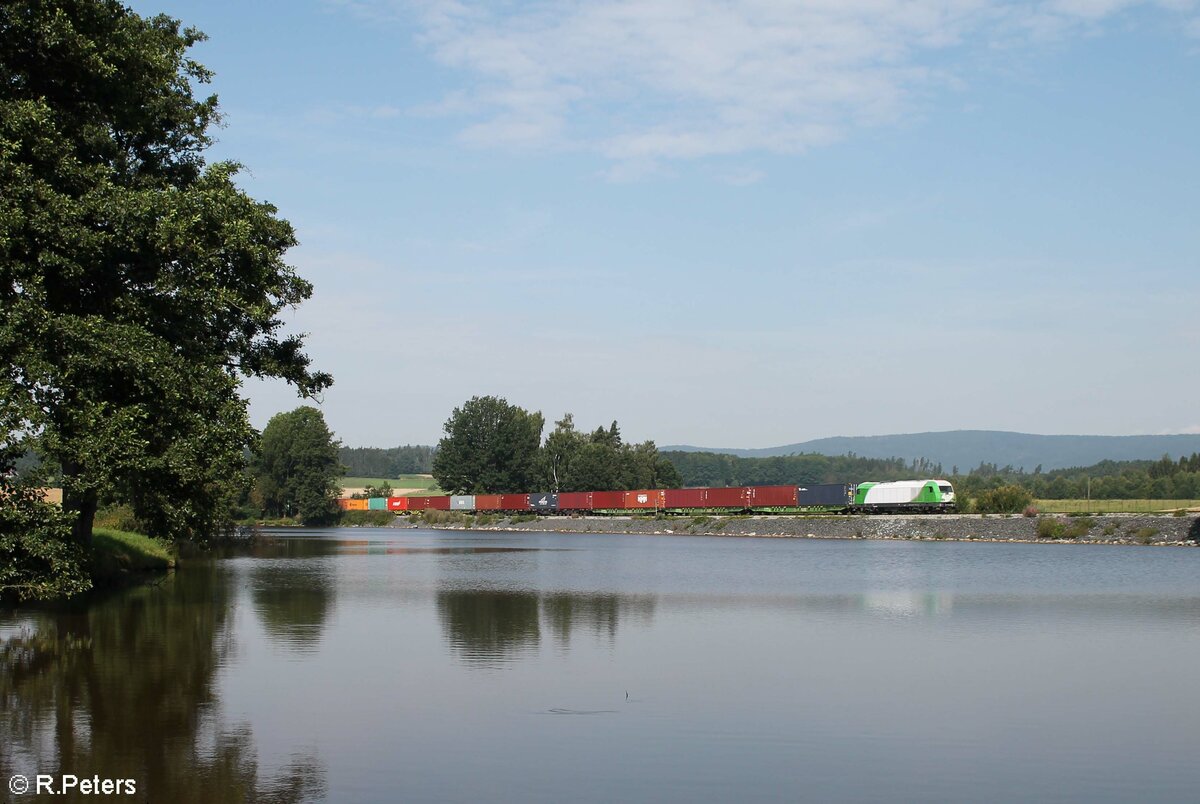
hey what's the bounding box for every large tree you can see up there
[253,407,342,525]
[0,1,330,544]
[432,396,544,494]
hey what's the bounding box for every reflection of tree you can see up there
[0,565,325,803]
[436,590,541,666]
[436,589,658,663]
[251,562,335,653]
[541,593,657,646]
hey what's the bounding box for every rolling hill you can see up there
[662,430,1200,473]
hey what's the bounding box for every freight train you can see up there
[338,479,956,515]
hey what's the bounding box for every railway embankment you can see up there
[401,512,1200,545]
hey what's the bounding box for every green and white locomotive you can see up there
[852,480,956,513]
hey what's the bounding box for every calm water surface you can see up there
[3,528,1200,802]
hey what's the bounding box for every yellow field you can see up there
[1033,499,1200,513]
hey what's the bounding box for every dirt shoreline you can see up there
[393,512,1200,546]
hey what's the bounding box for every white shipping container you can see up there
[450,495,475,510]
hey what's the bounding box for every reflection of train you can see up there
[338,479,956,515]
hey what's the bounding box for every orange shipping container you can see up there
[475,494,503,510]
[341,498,369,511]
[623,490,665,509]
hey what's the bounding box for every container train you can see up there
[338,479,956,515]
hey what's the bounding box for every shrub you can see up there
[94,504,146,533]
[1132,526,1159,544]
[975,485,1034,514]
[1022,505,1039,518]
[1036,517,1090,539]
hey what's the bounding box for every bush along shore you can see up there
[384,510,1200,546]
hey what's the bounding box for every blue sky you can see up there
[131,0,1200,448]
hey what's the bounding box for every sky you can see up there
[129,0,1200,448]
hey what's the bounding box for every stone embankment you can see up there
[401,512,1200,546]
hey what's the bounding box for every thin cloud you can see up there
[344,0,1199,169]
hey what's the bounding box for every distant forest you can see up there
[339,445,434,476]
[953,454,1200,500]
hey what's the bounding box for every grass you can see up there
[341,474,442,495]
[1033,499,1200,514]
[91,527,175,580]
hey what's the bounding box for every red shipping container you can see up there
[589,490,626,510]
[475,494,503,511]
[663,488,708,508]
[387,497,408,511]
[500,494,530,511]
[557,492,592,511]
[745,485,797,507]
[703,487,748,509]
[623,490,666,509]
[428,495,451,510]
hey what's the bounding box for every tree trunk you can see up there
[61,461,98,548]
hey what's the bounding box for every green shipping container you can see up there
[367,496,388,511]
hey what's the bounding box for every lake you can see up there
[3,528,1199,802]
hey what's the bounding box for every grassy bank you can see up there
[1033,499,1200,514]
[91,527,175,584]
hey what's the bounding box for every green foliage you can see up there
[974,485,1034,514]
[953,453,1200,502]
[1035,517,1092,540]
[93,503,144,533]
[254,407,343,525]
[432,396,545,494]
[541,414,682,492]
[1130,526,1159,544]
[0,2,330,546]
[1035,518,1070,539]
[354,482,393,500]
[0,475,90,601]
[338,510,393,527]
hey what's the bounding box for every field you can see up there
[1033,499,1200,513]
[341,474,442,496]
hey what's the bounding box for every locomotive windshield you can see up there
[938,485,953,494]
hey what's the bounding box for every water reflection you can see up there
[541,593,656,645]
[437,590,659,665]
[251,562,336,654]
[0,565,325,803]
[436,590,542,666]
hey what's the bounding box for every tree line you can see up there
[339,445,434,477]
[950,454,1200,502]
[431,397,681,494]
